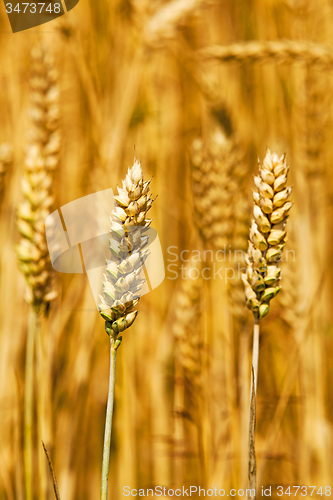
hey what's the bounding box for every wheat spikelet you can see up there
[199,40,333,66]
[16,44,60,312]
[98,158,154,340]
[0,143,13,203]
[242,149,292,320]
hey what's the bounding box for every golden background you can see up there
[0,0,333,498]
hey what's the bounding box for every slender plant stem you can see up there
[173,361,185,485]
[197,421,207,488]
[239,324,250,490]
[42,442,61,500]
[248,318,260,500]
[36,321,47,500]
[100,338,117,500]
[24,307,39,500]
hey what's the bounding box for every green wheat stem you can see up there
[100,338,117,500]
[36,320,47,500]
[24,307,39,500]
[248,318,260,500]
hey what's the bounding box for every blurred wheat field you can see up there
[1,0,333,499]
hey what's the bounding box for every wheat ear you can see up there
[199,40,333,66]
[16,44,59,311]
[190,123,248,250]
[99,157,154,500]
[16,44,60,500]
[242,149,292,499]
[189,101,250,319]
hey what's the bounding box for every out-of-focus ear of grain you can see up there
[1,0,333,497]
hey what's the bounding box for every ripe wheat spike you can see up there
[16,44,60,312]
[98,158,155,339]
[199,40,333,66]
[243,149,292,499]
[99,157,156,500]
[242,149,292,320]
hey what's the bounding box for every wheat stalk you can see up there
[98,157,155,500]
[16,43,60,500]
[227,186,251,488]
[173,259,204,394]
[242,149,292,498]
[198,40,333,66]
[42,442,61,500]
[172,257,206,484]
[189,108,251,486]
